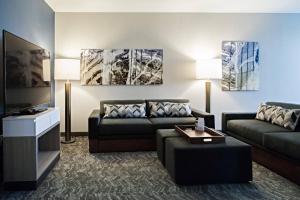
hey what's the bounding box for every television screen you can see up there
[3,30,51,115]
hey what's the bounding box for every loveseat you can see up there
[222,102,300,185]
[88,99,215,153]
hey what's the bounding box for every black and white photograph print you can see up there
[80,49,130,85]
[80,49,163,85]
[222,41,259,91]
[131,49,163,85]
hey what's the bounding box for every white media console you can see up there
[3,108,60,190]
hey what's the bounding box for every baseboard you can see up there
[60,132,88,137]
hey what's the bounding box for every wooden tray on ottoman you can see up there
[175,125,225,144]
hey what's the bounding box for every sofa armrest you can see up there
[192,108,215,129]
[88,109,101,139]
[222,112,256,132]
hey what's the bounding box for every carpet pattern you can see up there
[1,137,300,200]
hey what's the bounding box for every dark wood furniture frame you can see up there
[227,131,300,185]
[89,138,156,153]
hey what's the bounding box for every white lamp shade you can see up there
[196,59,222,80]
[55,59,80,80]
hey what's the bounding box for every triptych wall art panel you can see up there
[80,49,163,85]
[222,41,259,91]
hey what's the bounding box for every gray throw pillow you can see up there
[149,102,167,117]
[256,104,278,122]
[103,103,146,118]
[256,104,267,121]
[164,102,193,117]
[265,105,278,122]
[149,102,193,117]
[272,107,300,131]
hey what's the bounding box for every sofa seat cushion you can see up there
[227,119,291,145]
[99,118,153,136]
[149,117,196,129]
[264,132,300,161]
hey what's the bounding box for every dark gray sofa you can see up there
[222,102,300,185]
[89,99,215,153]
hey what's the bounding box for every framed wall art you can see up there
[222,41,259,91]
[80,49,163,86]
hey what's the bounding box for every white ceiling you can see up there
[45,0,300,13]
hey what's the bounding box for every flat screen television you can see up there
[3,30,51,115]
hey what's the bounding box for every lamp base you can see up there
[61,137,75,144]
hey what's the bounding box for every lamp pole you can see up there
[62,80,75,143]
[205,81,211,113]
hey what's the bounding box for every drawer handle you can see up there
[203,138,212,142]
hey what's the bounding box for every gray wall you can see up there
[56,13,300,131]
[0,0,55,120]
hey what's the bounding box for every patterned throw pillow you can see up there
[256,104,267,121]
[272,108,300,131]
[256,104,278,122]
[283,110,300,130]
[149,102,193,117]
[164,102,193,117]
[271,107,287,126]
[103,103,146,118]
[267,106,279,122]
[149,102,167,117]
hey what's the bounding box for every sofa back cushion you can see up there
[266,102,300,109]
[103,103,146,118]
[146,99,189,117]
[100,100,145,116]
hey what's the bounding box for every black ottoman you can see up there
[165,136,252,185]
[156,129,180,166]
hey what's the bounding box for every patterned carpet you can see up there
[1,137,300,200]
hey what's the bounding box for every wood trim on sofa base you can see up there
[90,138,156,153]
[252,146,300,185]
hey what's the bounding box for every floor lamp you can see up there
[196,59,222,113]
[55,59,80,144]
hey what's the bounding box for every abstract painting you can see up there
[221,41,259,91]
[80,49,130,85]
[131,49,163,85]
[80,49,163,85]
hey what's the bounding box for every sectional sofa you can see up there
[222,102,300,185]
[88,99,215,153]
